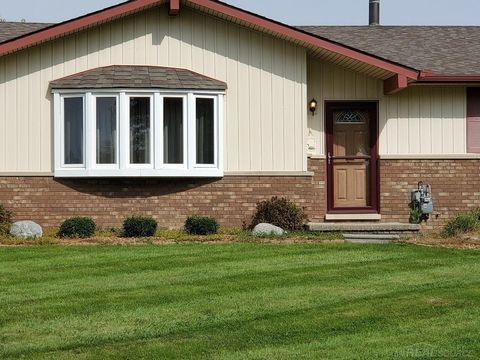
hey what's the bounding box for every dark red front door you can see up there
[326,102,379,214]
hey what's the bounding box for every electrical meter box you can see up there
[411,182,433,215]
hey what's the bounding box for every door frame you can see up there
[325,101,379,214]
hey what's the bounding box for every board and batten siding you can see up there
[307,57,468,157]
[0,5,307,173]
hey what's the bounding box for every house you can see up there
[0,0,479,230]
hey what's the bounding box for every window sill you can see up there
[54,168,223,178]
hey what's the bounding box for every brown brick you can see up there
[0,159,326,228]
[1,158,477,231]
[380,159,480,230]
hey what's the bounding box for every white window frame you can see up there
[193,95,218,169]
[59,94,86,169]
[126,93,155,169]
[92,94,120,170]
[53,89,224,178]
[160,94,188,170]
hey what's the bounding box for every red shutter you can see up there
[467,88,480,153]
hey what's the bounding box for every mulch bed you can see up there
[2,233,479,250]
[0,236,344,247]
[404,234,480,250]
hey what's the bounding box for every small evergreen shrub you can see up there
[184,216,219,235]
[249,196,307,231]
[442,212,480,237]
[409,207,423,224]
[0,204,13,235]
[123,215,157,237]
[59,217,96,238]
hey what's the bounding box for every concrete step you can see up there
[307,222,420,233]
[344,233,400,240]
[343,233,400,244]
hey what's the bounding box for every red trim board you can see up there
[0,0,419,81]
[419,75,480,82]
[0,0,164,55]
[2,0,479,84]
[384,74,408,95]
[188,0,419,80]
[169,0,180,15]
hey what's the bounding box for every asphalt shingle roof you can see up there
[50,65,228,90]
[0,21,52,43]
[298,26,480,75]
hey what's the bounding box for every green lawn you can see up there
[0,244,479,359]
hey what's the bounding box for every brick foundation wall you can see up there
[1,158,478,231]
[380,159,480,230]
[0,159,326,229]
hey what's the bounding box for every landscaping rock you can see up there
[10,221,43,239]
[252,223,285,236]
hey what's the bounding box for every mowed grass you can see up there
[0,244,479,359]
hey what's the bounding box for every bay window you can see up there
[53,90,224,177]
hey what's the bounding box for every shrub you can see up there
[409,207,423,224]
[249,196,307,231]
[0,204,13,235]
[123,215,157,237]
[59,217,96,238]
[470,207,480,221]
[184,216,219,235]
[442,212,480,237]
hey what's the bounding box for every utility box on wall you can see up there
[411,182,434,215]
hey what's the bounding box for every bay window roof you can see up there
[50,65,228,91]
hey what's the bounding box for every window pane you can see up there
[163,98,184,164]
[130,97,151,164]
[196,98,215,165]
[64,97,84,165]
[96,97,117,164]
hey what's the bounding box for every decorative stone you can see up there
[252,223,285,236]
[9,221,43,239]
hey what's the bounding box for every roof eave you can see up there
[417,74,480,83]
[0,0,166,56]
[0,0,419,81]
[188,0,419,80]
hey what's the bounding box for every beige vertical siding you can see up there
[307,57,467,157]
[380,86,466,156]
[307,58,381,156]
[0,5,307,173]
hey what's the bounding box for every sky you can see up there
[1,0,480,25]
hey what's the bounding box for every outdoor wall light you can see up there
[309,98,318,115]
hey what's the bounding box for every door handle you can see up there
[327,152,332,165]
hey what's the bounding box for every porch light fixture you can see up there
[309,98,318,115]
